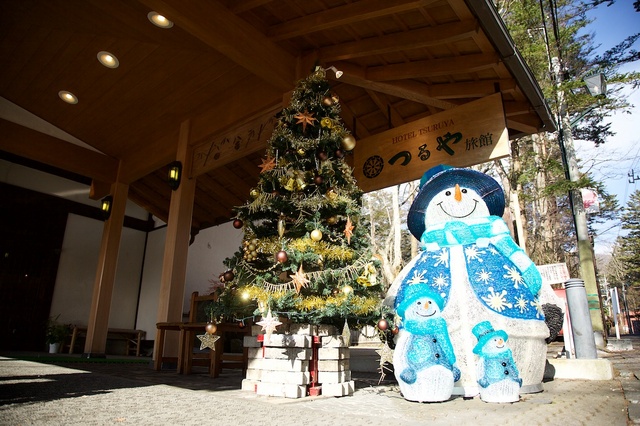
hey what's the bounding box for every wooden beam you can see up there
[336,66,459,110]
[318,20,478,61]
[428,79,517,99]
[0,119,118,183]
[267,0,438,40]
[365,53,500,81]
[138,0,296,91]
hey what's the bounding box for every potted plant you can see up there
[46,316,70,354]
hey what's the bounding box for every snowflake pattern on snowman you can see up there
[397,165,545,321]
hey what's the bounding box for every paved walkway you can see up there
[1,338,640,425]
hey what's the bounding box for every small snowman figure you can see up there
[393,283,460,402]
[472,320,522,403]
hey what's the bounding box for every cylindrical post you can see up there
[564,279,598,359]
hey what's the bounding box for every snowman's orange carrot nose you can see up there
[454,184,462,201]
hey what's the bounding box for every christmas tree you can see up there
[217,67,383,329]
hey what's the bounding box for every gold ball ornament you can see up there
[325,188,338,201]
[342,285,353,294]
[205,322,217,334]
[310,229,323,241]
[297,148,306,156]
[320,117,333,128]
[322,95,333,106]
[327,216,338,225]
[341,134,356,151]
[250,188,260,199]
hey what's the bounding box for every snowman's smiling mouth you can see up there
[414,309,435,317]
[437,199,479,218]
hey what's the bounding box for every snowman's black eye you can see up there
[427,301,431,305]
[417,301,421,305]
[461,188,468,193]
[445,191,452,196]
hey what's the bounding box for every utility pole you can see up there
[553,57,605,347]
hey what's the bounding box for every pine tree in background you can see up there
[217,68,383,329]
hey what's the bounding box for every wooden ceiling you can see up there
[0,0,554,232]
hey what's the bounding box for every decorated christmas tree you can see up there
[217,67,383,330]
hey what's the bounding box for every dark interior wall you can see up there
[0,182,69,350]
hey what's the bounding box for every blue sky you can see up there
[575,0,640,254]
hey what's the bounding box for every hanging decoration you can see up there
[197,333,220,351]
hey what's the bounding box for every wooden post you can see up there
[83,179,128,357]
[154,119,197,367]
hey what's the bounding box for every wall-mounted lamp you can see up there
[325,66,343,78]
[101,195,113,220]
[168,161,182,190]
[584,73,606,97]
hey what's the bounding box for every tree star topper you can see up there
[259,155,277,173]
[294,109,317,133]
[344,216,354,244]
[197,333,220,350]
[290,263,310,293]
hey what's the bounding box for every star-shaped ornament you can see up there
[344,216,355,244]
[290,263,310,294]
[197,333,220,350]
[294,109,317,133]
[259,156,276,173]
[257,309,282,343]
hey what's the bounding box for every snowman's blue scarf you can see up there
[396,216,544,320]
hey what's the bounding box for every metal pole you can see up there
[553,57,605,347]
[564,279,598,359]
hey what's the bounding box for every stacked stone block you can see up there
[241,324,353,398]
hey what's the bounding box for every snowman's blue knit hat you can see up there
[472,320,509,355]
[407,165,506,240]
[395,283,445,318]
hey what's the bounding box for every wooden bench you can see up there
[68,326,146,356]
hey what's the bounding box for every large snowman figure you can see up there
[386,165,558,397]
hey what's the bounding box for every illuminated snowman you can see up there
[386,165,557,397]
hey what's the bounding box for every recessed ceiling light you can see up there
[147,11,173,28]
[58,91,78,104]
[97,51,119,69]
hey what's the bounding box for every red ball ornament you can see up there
[238,320,246,329]
[223,270,235,282]
[233,219,243,229]
[276,250,288,263]
[314,174,324,185]
[377,319,389,331]
[392,326,400,335]
[335,149,344,158]
[316,150,328,161]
